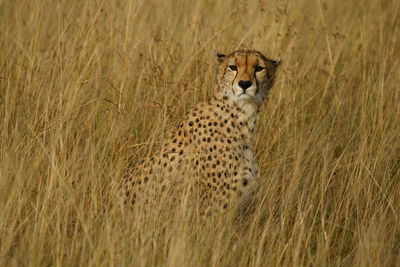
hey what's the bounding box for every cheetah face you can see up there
[216,50,280,104]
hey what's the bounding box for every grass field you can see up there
[1,0,400,266]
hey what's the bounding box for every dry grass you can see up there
[1,0,399,266]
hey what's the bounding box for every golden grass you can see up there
[1,0,399,266]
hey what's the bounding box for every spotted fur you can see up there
[120,49,280,216]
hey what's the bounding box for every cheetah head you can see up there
[216,50,280,105]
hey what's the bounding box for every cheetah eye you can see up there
[255,66,265,72]
[228,65,237,71]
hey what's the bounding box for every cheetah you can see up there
[120,49,280,216]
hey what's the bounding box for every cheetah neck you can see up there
[213,94,260,144]
[215,93,260,120]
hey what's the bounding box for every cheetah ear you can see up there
[268,58,281,67]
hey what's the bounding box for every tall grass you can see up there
[0,0,399,266]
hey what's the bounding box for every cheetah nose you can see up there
[238,80,252,90]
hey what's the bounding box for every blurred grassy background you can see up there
[0,0,399,266]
